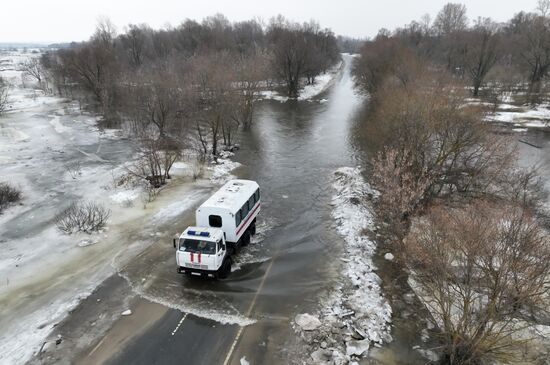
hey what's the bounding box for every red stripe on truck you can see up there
[190,252,194,262]
[236,203,260,236]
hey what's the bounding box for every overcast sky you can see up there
[0,0,539,43]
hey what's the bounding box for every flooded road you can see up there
[20,53,441,365]
[96,54,374,365]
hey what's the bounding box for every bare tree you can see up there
[190,52,240,155]
[404,202,550,364]
[233,51,268,128]
[125,71,181,137]
[352,37,423,95]
[120,24,150,67]
[268,19,308,98]
[128,136,181,187]
[465,18,502,96]
[21,58,44,87]
[433,3,469,36]
[369,73,515,240]
[515,14,550,102]
[268,17,339,98]
[57,19,119,116]
[537,0,550,17]
[121,67,190,187]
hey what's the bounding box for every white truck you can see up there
[174,179,260,278]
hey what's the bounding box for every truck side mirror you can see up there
[173,233,180,249]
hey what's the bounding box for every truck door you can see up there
[217,239,226,264]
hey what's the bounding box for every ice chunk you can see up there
[295,313,322,331]
[346,339,370,356]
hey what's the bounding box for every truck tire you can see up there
[250,219,257,235]
[242,231,251,247]
[217,258,231,279]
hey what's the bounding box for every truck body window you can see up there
[235,210,242,226]
[209,215,222,227]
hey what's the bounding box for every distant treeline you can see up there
[42,14,340,116]
[353,2,550,104]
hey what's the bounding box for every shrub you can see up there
[0,183,21,213]
[55,201,110,234]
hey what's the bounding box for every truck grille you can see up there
[185,263,209,270]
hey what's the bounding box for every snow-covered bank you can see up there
[486,103,550,129]
[260,59,344,103]
[294,167,392,364]
[0,49,244,364]
[467,96,550,130]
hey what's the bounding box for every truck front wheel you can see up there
[217,258,231,279]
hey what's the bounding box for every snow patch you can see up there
[209,158,241,184]
[486,104,550,129]
[297,61,342,101]
[1,127,30,142]
[110,189,140,204]
[240,356,250,365]
[172,161,189,169]
[260,60,343,102]
[49,115,70,133]
[151,189,208,222]
[294,167,392,363]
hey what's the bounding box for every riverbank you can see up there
[0,49,239,364]
[260,57,346,102]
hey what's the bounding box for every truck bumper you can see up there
[177,266,216,277]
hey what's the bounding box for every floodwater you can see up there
[105,59,550,365]
[104,54,426,364]
[4,53,433,365]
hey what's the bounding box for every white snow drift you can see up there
[294,167,392,364]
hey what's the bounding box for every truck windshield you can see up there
[179,239,216,254]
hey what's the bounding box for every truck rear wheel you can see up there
[241,231,251,247]
[217,258,231,279]
[250,219,257,235]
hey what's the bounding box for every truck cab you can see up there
[175,227,231,278]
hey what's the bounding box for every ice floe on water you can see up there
[294,167,392,364]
